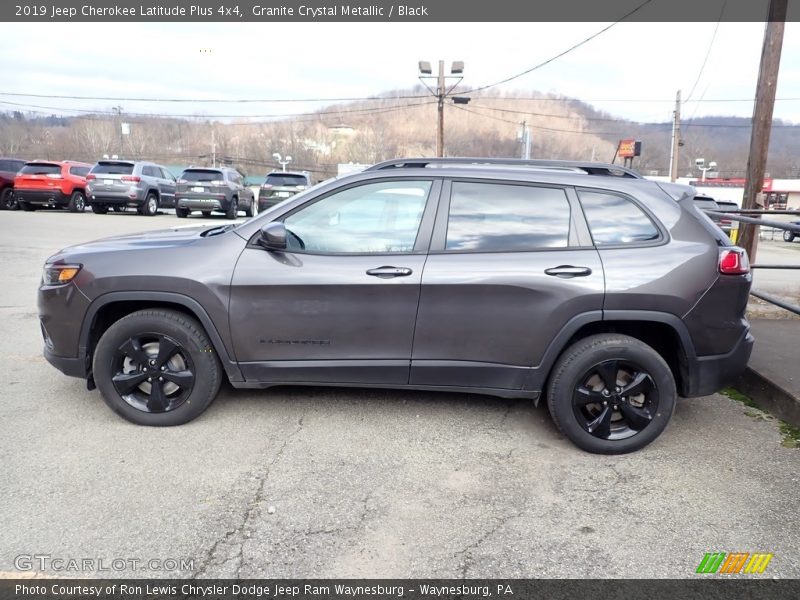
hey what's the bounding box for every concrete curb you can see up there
[735,366,800,427]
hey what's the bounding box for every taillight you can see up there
[719,248,750,275]
[121,176,141,182]
[86,174,96,180]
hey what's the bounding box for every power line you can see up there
[685,1,727,103]
[459,0,655,96]
[0,91,428,103]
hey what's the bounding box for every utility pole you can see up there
[112,105,124,156]
[211,129,216,168]
[519,121,531,159]
[419,60,465,158]
[669,91,681,182]
[738,0,787,262]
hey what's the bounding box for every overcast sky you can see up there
[1,21,799,124]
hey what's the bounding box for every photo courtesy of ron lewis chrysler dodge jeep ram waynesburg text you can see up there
[37,158,753,454]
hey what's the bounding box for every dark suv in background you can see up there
[86,160,176,216]
[37,158,753,454]
[258,171,312,212]
[0,157,26,210]
[175,167,255,219]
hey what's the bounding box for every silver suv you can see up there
[87,160,176,216]
[37,158,753,454]
[175,167,255,219]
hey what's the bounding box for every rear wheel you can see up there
[68,190,86,213]
[140,193,158,216]
[19,201,36,211]
[93,309,222,426]
[225,198,238,220]
[784,230,795,243]
[91,204,108,214]
[176,207,190,218]
[547,334,676,454]
[244,198,254,218]
[1,187,18,210]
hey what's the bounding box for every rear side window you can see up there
[579,190,660,246]
[20,163,61,175]
[91,162,134,175]
[445,182,571,252]
[69,166,89,177]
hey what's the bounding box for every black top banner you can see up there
[2,0,800,23]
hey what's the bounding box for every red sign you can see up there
[617,139,641,158]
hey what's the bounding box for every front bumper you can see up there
[16,189,68,206]
[44,345,87,378]
[685,328,754,397]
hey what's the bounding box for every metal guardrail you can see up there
[705,209,800,316]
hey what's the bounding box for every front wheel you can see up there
[547,334,676,454]
[784,230,795,243]
[1,187,18,210]
[68,190,86,213]
[176,207,190,218]
[91,204,108,214]
[92,309,222,426]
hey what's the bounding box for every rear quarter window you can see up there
[579,190,661,246]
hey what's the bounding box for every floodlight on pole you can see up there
[273,152,292,172]
[418,60,465,157]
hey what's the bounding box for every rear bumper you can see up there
[684,328,754,397]
[16,189,68,206]
[177,194,229,211]
[88,190,144,206]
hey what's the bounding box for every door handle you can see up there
[544,265,593,278]
[366,266,413,278]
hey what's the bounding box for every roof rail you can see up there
[365,157,642,178]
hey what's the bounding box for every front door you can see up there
[230,178,440,385]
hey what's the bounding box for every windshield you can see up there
[180,169,224,183]
[20,163,61,175]
[265,173,308,186]
[91,162,135,175]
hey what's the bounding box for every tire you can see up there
[19,201,36,212]
[141,193,158,216]
[202,210,212,217]
[1,187,18,210]
[244,198,254,218]
[784,230,795,243]
[91,204,108,214]
[176,207,190,218]
[68,190,86,213]
[547,334,676,454]
[225,197,238,220]
[92,309,222,426]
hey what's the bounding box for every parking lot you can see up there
[1,209,798,579]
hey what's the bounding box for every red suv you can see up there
[15,160,92,212]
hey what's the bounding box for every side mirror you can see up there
[258,222,287,251]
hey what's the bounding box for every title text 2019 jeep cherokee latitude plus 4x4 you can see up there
[38,158,753,454]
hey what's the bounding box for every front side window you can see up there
[445,182,571,252]
[283,180,431,254]
[579,190,660,246]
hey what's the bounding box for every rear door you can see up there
[89,161,135,194]
[410,179,605,390]
[15,163,62,191]
[229,178,440,385]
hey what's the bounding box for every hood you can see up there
[46,224,229,263]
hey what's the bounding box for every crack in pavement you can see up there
[192,414,306,579]
[454,510,524,578]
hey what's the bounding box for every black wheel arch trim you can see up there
[78,291,243,382]
[525,309,697,396]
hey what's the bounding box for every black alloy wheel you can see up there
[111,334,195,413]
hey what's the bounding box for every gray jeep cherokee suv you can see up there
[38,158,753,454]
[87,160,177,216]
[175,167,255,219]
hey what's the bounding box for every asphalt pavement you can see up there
[0,209,798,579]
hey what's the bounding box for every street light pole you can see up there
[419,60,465,158]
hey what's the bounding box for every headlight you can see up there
[42,264,82,286]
